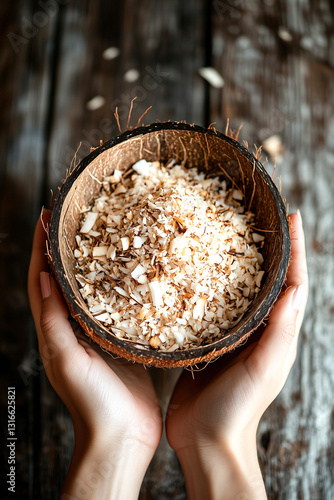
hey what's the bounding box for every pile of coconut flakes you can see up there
[73,160,265,351]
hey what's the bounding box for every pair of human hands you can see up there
[28,210,308,500]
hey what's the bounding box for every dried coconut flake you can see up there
[73,160,265,351]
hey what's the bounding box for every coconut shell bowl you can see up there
[49,122,290,368]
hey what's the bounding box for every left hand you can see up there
[28,209,162,499]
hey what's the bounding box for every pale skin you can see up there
[28,210,308,500]
[29,210,162,500]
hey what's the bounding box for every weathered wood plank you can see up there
[0,1,62,499]
[47,0,208,194]
[46,0,125,193]
[210,1,334,499]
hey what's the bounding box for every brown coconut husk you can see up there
[49,122,290,368]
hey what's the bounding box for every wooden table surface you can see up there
[1,1,334,498]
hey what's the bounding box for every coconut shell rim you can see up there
[49,122,290,366]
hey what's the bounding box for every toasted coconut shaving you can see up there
[73,160,265,351]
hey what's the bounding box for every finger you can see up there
[28,209,52,325]
[265,211,308,331]
[245,211,308,385]
[169,339,253,408]
[38,272,83,368]
[285,211,308,289]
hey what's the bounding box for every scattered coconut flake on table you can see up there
[198,67,225,88]
[102,46,120,60]
[86,96,106,111]
[124,68,140,82]
[278,26,293,42]
[73,160,265,351]
[262,134,284,159]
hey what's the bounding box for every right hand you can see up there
[166,212,308,499]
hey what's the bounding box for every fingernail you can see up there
[40,272,51,299]
[292,284,307,312]
[296,209,303,227]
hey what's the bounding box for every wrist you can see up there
[175,432,266,500]
[61,433,154,500]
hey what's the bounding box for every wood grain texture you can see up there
[211,1,334,499]
[0,1,64,498]
[1,0,334,498]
